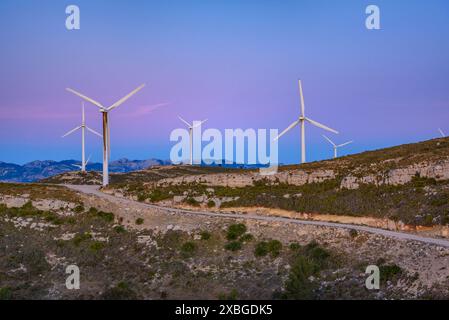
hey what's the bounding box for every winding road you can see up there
[66,184,449,248]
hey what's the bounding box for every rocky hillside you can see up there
[110,137,449,228]
[1,183,448,299]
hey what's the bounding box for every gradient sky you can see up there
[0,0,448,164]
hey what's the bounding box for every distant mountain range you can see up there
[0,158,171,182]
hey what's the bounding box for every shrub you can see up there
[0,287,12,300]
[97,211,114,223]
[254,241,269,257]
[226,223,247,240]
[207,200,215,208]
[224,241,242,251]
[255,240,282,257]
[102,282,137,300]
[289,243,301,251]
[113,225,126,233]
[90,241,105,252]
[349,229,358,238]
[200,231,211,240]
[135,218,144,225]
[218,289,238,300]
[239,233,254,242]
[88,207,98,214]
[379,264,402,282]
[181,241,196,255]
[282,256,316,299]
[73,205,84,213]
[185,197,199,206]
[73,232,92,246]
[267,240,282,257]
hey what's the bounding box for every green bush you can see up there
[135,218,144,225]
[289,243,301,251]
[349,229,358,238]
[282,256,316,299]
[200,231,211,240]
[0,287,12,300]
[254,241,269,257]
[97,211,114,223]
[239,233,254,242]
[73,205,84,213]
[102,282,137,300]
[207,200,215,208]
[379,264,402,282]
[255,240,282,257]
[90,241,105,252]
[226,223,247,240]
[218,289,238,300]
[181,241,196,255]
[73,232,92,246]
[185,197,200,206]
[113,225,126,233]
[224,241,242,251]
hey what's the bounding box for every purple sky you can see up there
[0,0,448,164]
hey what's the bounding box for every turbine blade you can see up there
[322,135,336,147]
[66,88,105,110]
[192,119,208,128]
[438,128,446,137]
[337,141,353,148]
[62,126,82,138]
[86,126,103,138]
[178,116,192,128]
[85,154,91,166]
[305,117,339,134]
[298,80,305,116]
[107,84,146,111]
[274,119,300,141]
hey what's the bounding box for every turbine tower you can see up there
[178,116,207,165]
[322,135,353,159]
[66,84,145,186]
[438,128,446,138]
[274,80,339,164]
[62,102,102,172]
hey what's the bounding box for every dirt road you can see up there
[66,184,449,248]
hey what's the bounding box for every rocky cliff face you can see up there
[154,159,449,190]
[340,159,449,189]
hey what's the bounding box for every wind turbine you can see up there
[62,103,102,172]
[72,155,91,171]
[322,135,353,159]
[438,128,446,138]
[178,116,208,165]
[274,80,339,164]
[66,84,145,186]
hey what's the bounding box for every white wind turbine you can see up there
[62,102,102,172]
[274,80,339,164]
[72,155,92,171]
[322,135,353,159]
[66,84,145,186]
[438,128,446,138]
[178,116,208,165]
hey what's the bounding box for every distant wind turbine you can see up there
[438,128,446,138]
[72,154,92,171]
[274,80,339,164]
[62,103,102,172]
[66,84,145,186]
[322,135,353,159]
[178,116,207,165]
